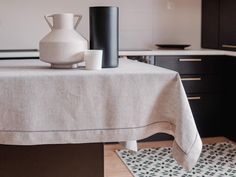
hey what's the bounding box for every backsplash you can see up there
[0,0,201,50]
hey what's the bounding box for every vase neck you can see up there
[52,13,74,29]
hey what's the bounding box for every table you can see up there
[0,58,202,175]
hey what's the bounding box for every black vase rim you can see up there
[89,6,119,9]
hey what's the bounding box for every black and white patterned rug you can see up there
[116,142,236,177]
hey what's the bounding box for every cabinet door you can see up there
[221,57,236,141]
[219,0,236,51]
[201,0,220,49]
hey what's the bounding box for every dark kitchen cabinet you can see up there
[188,93,222,137]
[126,54,236,142]
[202,0,236,51]
[201,0,220,49]
[219,0,236,51]
[221,57,236,141]
[154,55,224,138]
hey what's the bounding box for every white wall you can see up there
[0,0,201,50]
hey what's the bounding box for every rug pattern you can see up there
[116,142,236,177]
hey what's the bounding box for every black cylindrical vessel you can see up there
[89,6,119,68]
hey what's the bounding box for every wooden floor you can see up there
[104,137,231,177]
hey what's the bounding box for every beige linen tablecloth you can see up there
[0,58,202,170]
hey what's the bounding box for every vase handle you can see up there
[74,14,82,29]
[44,14,53,29]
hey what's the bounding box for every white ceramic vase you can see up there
[39,13,88,69]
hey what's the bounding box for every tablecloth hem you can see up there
[0,121,174,145]
[172,133,202,171]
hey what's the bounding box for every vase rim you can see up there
[89,6,118,9]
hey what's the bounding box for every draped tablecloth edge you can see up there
[172,133,202,171]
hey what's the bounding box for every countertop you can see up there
[0,49,236,58]
[119,49,236,57]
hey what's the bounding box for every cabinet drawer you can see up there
[181,75,222,94]
[155,56,222,74]
[188,94,222,137]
